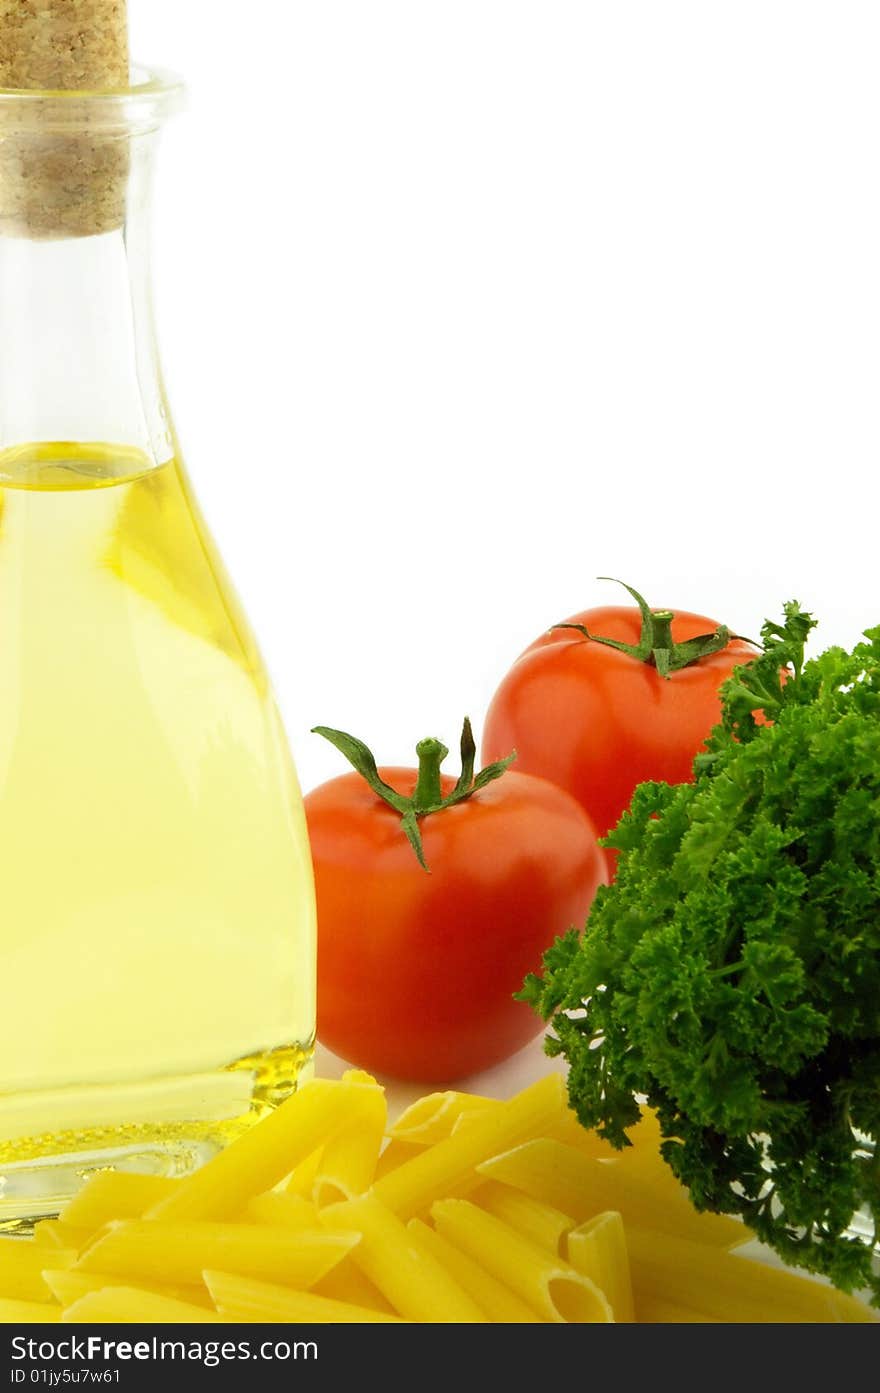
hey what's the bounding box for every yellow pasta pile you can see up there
[0,1071,873,1324]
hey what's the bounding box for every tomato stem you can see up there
[312,719,516,871]
[414,738,448,811]
[648,609,676,678]
[553,578,740,679]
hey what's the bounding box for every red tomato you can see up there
[305,767,606,1082]
[482,601,757,875]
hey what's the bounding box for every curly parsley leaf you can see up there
[526,604,880,1304]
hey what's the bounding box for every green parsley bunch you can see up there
[521,604,880,1302]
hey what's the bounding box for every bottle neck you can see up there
[0,129,175,475]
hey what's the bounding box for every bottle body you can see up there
[0,77,316,1227]
[0,446,316,1224]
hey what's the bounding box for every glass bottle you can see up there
[0,69,316,1229]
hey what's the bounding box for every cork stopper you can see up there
[0,1,131,239]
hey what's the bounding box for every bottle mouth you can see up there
[0,65,186,135]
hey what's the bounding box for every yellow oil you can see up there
[0,444,316,1225]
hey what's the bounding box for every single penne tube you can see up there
[637,1298,714,1323]
[313,1074,387,1206]
[372,1074,568,1219]
[545,1109,639,1159]
[147,1078,374,1222]
[284,1146,325,1198]
[477,1182,574,1256]
[318,1196,486,1323]
[567,1211,634,1323]
[626,1228,874,1323]
[406,1219,540,1323]
[204,1270,404,1323]
[43,1268,213,1310]
[62,1288,224,1324]
[0,1298,60,1324]
[43,1270,109,1307]
[535,1112,617,1158]
[559,1106,662,1158]
[460,1099,659,1163]
[0,1243,75,1303]
[32,1223,61,1248]
[62,1172,179,1230]
[245,1193,316,1229]
[557,1105,727,1227]
[608,1108,663,1159]
[604,1141,750,1249]
[390,1093,498,1145]
[76,1221,358,1291]
[431,1200,612,1323]
[478,1139,746,1248]
[312,1258,398,1315]
[33,1222,92,1252]
[373,1139,424,1180]
[451,1102,610,1157]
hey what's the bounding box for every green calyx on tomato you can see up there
[554,577,746,677]
[482,581,759,876]
[306,723,606,1081]
[312,718,515,871]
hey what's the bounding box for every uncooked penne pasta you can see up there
[454,1097,659,1164]
[319,1196,486,1323]
[545,1109,636,1159]
[556,1106,663,1158]
[42,1270,110,1308]
[606,1140,749,1249]
[313,1073,387,1206]
[32,1223,59,1248]
[77,1221,358,1291]
[284,1146,325,1198]
[0,1244,75,1304]
[373,1139,424,1181]
[33,1222,91,1252]
[62,1172,179,1230]
[567,1211,634,1323]
[1,1074,870,1327]
[477,1182,573,1256]
[43,1268,212,1310]
[147,1078,374,1222]
[638,1298,714,1323]
[431,1200,612,1324]
[592,1107,663,1168]
[245,1193,316,1229]
[63,1288,224,1324]
[626,1228,875,1324]
[478,1140,746,1248]
[407,1219,540,1323]
[312,1257,398,1315]
[420,1097,665,1175]
[373,1074,568,1219]
[0,1297,61,1323]
[390,1092,498,1145]
[451,1101,608,1161]
[204,1270,405,1323]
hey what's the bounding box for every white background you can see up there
[132,1,880,797]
